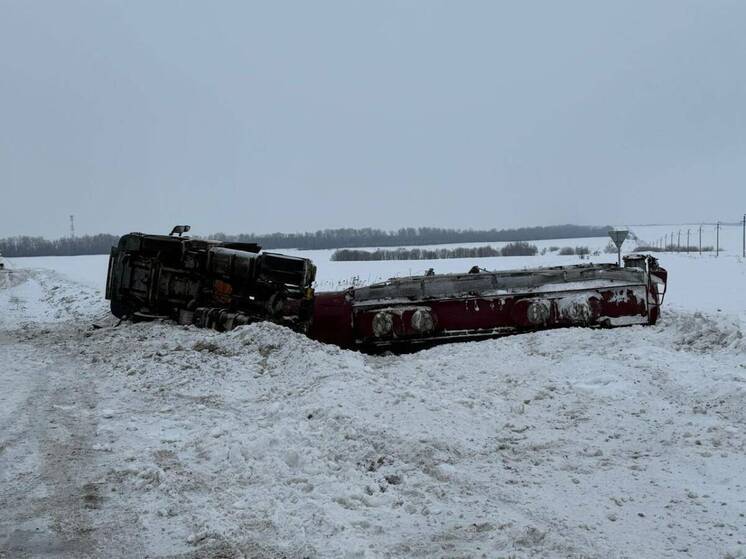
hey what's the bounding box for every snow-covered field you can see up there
[1,228,745,558]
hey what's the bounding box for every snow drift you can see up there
[2,253,745,558]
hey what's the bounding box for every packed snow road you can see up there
[1,258,745,558]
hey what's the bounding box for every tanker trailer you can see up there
[309,255,667,351]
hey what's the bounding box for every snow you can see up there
[1,228,746,557]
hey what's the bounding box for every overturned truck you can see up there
[106,230,667,351]
[106,232,316,331]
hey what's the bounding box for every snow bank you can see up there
[0,267,106,328]
[2,236,746,557]
[68,309,746,557]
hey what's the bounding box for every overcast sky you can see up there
[1,1,745,238]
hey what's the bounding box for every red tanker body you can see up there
[310,254,667,351]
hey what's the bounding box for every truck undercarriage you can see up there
[106,233,316,332]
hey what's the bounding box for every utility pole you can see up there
[69,215,75,239]
[742,214,745,258]
[716,221,720,257]
[699,225,702,255]
[687,229,690,254]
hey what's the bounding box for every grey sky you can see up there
[1,1,745,239]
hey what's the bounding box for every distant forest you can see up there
[0,234,120,258]
[332,242,539,261]
[0,224,609,258]
[212,224,610,250]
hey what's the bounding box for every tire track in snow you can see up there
[1,269,145,558]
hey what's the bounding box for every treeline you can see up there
[554,246,591,256]
[0,224,609,257]
[0,234,119,257]
[332,242,538,261]
[635,244,714,253]
[212,224,610,250]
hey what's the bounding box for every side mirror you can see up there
[169,225,191,237]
